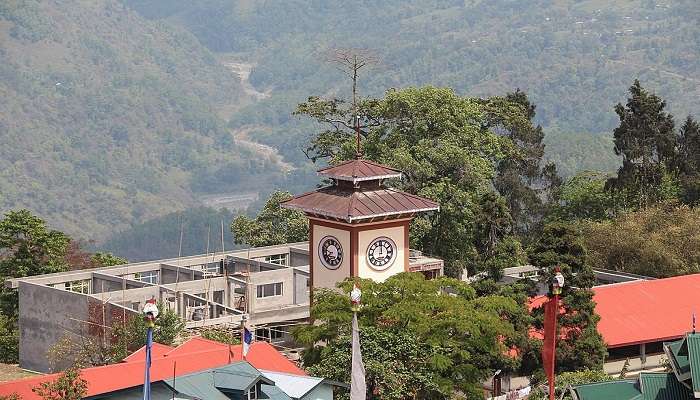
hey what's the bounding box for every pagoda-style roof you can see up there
[317,159,402,183]
[282,186,438,223]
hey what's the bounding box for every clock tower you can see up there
[282,158,439,291]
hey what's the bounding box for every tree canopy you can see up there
[293,273,528,399]
[230,191,308,247]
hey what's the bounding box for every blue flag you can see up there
[243,326,253,357]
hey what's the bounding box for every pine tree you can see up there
[677,116,700,204]
[606,80,677,207]
[528,222,607,372]
[489,90,561,235]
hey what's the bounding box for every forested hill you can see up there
[0,0,285,240]
[123,0,699,175]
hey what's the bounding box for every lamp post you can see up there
[492,369,502,398]
[142,299,159,400]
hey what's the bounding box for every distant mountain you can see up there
[122,0,699,175]
[0,0,286,239]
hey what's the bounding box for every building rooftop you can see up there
[317,159,403,183]
[0,340,303,400]
[593,274,700,347]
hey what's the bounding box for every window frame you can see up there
[256,282,283,298]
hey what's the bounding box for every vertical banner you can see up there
[542,295,558,400]
[350,312,366,400]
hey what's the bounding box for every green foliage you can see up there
[0,394,21,400]
[582,204,700,278]
[607,80,678,207]
[113,303,185,353]
[293,273,528,399]
[0,209,71,279]
[101,207,236,262]
[529,369,613,400]
[200,326,240,345]
[527,222,607,373]
[0,314,19,363]
[0,0,283,241]
[124,0,700,174]
[32,367,87,400]
[90,252,127,267]
[231,191,308,247]
[549,171,621,222]
[677,116,700,204]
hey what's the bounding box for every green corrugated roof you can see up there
[665,338,691,380]
[686,334,700,396]
[638,372,694,400]
[261,384,293,400]
[163,361,272,399]
[573,379,641,400]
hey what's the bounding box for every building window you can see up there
[256,282,283,298]
[247,385,259,400]
[134,271,158,284]
[256,327,284,342]
[65,279,90,294]
[263,254,288,266]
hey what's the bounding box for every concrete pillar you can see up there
[640,343,646,365]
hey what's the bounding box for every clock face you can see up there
[318,236,343,270]
[367,237,396,270]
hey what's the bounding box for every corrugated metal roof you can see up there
[282,186,438,222]
[638,372,694,399]
[572,379,641,400]
[686,334,700,396]
[317,159,402,183]
[261,370,324,398]
[664,338,691,381]
[261,384,293,400]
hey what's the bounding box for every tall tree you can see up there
[293,273,527,399]
[527,222,607,373]
[485,90,561,234]
[231,191,309,247]
[677,116,700,204]
[606,80,678,207]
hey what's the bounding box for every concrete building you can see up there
[6,241,443,373]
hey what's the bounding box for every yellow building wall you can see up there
[312,224,351,289]
[357,225,406,282]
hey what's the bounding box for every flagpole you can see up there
[350,284,366,400]
[549,292,558,400]
[142,299,159,400]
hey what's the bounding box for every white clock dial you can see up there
[318,236,343,270]
[367,237,396,271]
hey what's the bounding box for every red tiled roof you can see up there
[121,342,174,362]
[282,186,439,222]
[592,274,700,347]
[0,339,305,399]
[318,159,402,183]
[527,274,700,348]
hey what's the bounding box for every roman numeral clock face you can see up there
[318,236,343,269]
[367,237,396,270]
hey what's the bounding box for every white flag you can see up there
[350,312,366,400]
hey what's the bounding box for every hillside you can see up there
[123,0,699,173]
[0,0,286,239]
